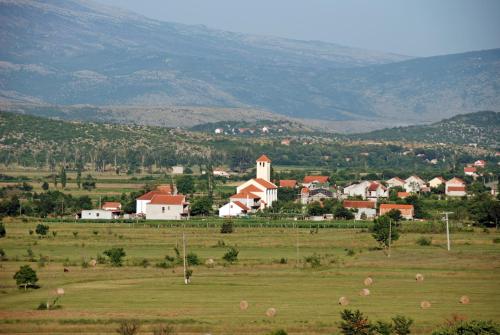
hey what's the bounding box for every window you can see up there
[96,213,99,217]
[162,207,165,213]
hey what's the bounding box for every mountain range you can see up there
[0,0,499,129]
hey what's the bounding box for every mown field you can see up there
[0,219,499,334]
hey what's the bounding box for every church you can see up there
[218,155,278,217]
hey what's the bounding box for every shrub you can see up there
[13,265,39,290]
[346,248,356,256]
[116,320,140,335]
[304,253,321,268]
[280,257,288,264]
[267,330,288,335]
[187,252,201,266]
[93,230,99,236]
[156,255,175,269]
[220,221,234,234]
[52,231,57,238]
[35,224,49,237]
[73,231,78,238]
[96,253,107,264]
[373,320,393,335]
[392,315,413,335]
[103,247,126,267]
[0,222,5,238]
[223,246,239,263]
[153,324,175,335]
[416,236,432,246]
[29,229,34,235]
[26,247,35,262]
[0,248,6,261]
[431,320,500,335]
[140,258,150,268]
[493,238,500,244]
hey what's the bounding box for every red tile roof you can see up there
[230,192,261,199]
[447,177,465,185]
[368,182,381,191]
[303,176,329,184]
[157,185,173,194]
[380,204,414,210]
[149,195,186,205]
[343,200,376,209]
[241,184,262,193]
[447,186,466,192]
[279,179,297,188]
[254,178,277,189]
[256,154,272,163]
[137,190,167,201]
[232,201,249,211]
[397,192,410,198]
[102,202,121,209]
[464,167,477,173]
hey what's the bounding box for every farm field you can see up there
[0,220,499,334]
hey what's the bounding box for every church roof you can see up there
[256,154,272,163]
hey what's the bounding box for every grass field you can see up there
[0,219,499,334]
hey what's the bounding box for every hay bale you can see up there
[420,301,431,309]
[89,259,97,267]
[359,288,370,297]
[56,288,65,295]
[239,300,249,310]
[266,307,277,317]
[338,296,349,306]
[205,258,215,268]
[415,273,424,282]
[363,277,373,286]
[459,295,470,304]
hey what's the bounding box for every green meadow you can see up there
[0,220,499,334]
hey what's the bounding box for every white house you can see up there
[343,181,371,199]
[343,200,377,220]
[145,195,189,220]
[81,209,117,220]
[474,160,486,168]
[404,176,426,193]
[445,177,467,197]
[136,185,176,215]
[218,201,249,217]
[301,188,334,205]
[429,176,446,189]
[386,177,405,189]
[172,166,184,175]
[367,182,388,200]
[464,166,478,176]
[102,202,121,211]
[302,176,330,189]
[213,169,230,178]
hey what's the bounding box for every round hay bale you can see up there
[420,301,431,309]
[266,307,277,317]
[205,258,215,268]
[239,300,249,310]
[415,273,424,282]
[338,296,349,306]
[459,295,470,304]
[89,259,97,267]
[56,288,65,295]
[363,277,373,286]
[359,288,370,297]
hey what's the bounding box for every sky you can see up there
[96,0,500,57]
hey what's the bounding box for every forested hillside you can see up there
[0,112,496,175]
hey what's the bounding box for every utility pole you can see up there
[182,232,188,284]
[296,223,300,269]
[388,219,392,258]
[442,212,454,251]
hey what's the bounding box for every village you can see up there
[79,155,497,222]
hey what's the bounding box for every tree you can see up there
[76,169,82,189]
[52,173,58,188]
[190,197,212,216]
[392,315,413,335]
[60,166,67,188]
[42,182,49,191]
[386,209,403,222]
[339,309,374,335]
[307,201,326,216]
[13,265,39,290]
[82,174,96,191]
[116,320,140,335]
[371,215,399,249]
[104,247,126,266]
[278,187,297,202]
[334,206,355,220]
[0,221,5,238]
[175,175,194,195]
[405,195,426,219]
[35,224,49,237]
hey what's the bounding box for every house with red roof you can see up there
[145,194,189,220]
[404,175,426,193]
[464,166,478,176]
[379,204,414,220]
[429,177,446,189]
[367,182,388,199]
[279,179,297,188]
[343,200,376,220]
[136,184,177,215]
[102,202,121,211]
[218,201,249,217]
[397,192,410,199]
[302,175,330,188]
[445,177,467,197]
[473,160,486,168]
[386,177,405,189]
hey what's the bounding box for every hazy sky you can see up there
[96,0,500,57]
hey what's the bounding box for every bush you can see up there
[431,320,500,335]
[0,222,5,238]
[267,330,288,335]
[223,246,239,263]
[220,221,234,234]
[187,252,201,266]
[339,309,372,335]
[35,224,49,237]
[493,238,500,244]
[116,320,140,335]
[73,231,78,238]
[416,236,432,246]
[103,247,126,267]
[0,248,6,261]
[153,324,175,335]
[392,315,413,335]
[304,253,321,268]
